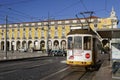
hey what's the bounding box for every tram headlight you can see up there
[69,55,74,59]
[85,53,90,59]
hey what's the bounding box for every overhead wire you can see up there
[0,10,27,24]
[0,0,33,7]
[80,0,88,11]
[51,0,82,18]
[8,8,41,21]
[0,0,114,25]
[0,0,42,24]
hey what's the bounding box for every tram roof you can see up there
[97,28,120,39]
[68,28,120,39]
[67,29,96,35]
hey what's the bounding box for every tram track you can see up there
[59,66,88,80]
[41,65,97,80]
[40,66,94,80]
[61,71,87,80]
[61,70,96,80]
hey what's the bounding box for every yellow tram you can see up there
[66,29,102,70]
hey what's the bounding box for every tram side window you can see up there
[84,37,91,50]
[68,37,73,49]
[74,36,82,49]
[112,43,120,50]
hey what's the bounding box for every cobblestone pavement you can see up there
[92,54,112,80]
[0,51,47,61]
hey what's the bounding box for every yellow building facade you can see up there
[0,8,118,52]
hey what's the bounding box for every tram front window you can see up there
[68,37,73,49]
[74,36,82,49]
[84,37,91,50]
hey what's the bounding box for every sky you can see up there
[0,0,120,26]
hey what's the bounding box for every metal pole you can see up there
[80,11,94,30]
[75,14,84,29]
[46,12,50,55]
[5,16,8,59]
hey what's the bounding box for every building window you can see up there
[73,20,77,23]
[29,28,32,38]
[2,29,4,32]
[41,28,44,38]
[94,24,97,28]
[12,29,14,32]
[62,29,65,37]
[23,28,25,31]
[51,22,54,24]
[35,28,38,37]
[17,29,20,38]
[29,31,32,38]
[29,28,31,31]
[94,19,98,28]
[12,29,14,38]
[48,30,51,38]
[65,21,69,24]
[58,21,62,24]
[23,28,26,38]
[1,29,4,38]
[62,26,65,37]
[55,28,58,38]
[23,32,25,38]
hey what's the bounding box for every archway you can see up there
[22,41,27,49]
[34,40,39,50]
[48,40,52,49]
[11,41,15,51]
[1,41,4,50]
[40,40,45,50]
[61,40,66,50]
[7,41,9,51]
[16,41,20,51]
[28,41,32,49]
[53,40,59,50]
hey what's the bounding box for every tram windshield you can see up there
[67,36,82,49]
[74,36,82,49]
[68,37,73,49]
[84,36,91,50]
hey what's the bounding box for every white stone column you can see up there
[59,40,61,49]
[31,40,34,48]
[45,40,47,51]
[4,40,6,51]
[20,41,22,48]
[26,41,28,50]
[38,41,40,49]
[9,41,11,51]
[52,40,55,50]
[51,40,53,50]
[14,41,16,51]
